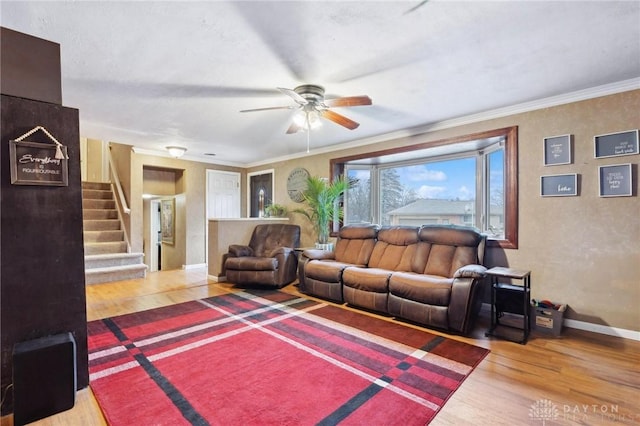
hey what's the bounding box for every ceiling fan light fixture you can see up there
[292,110,322,131]
[292,110,307,127]
[166,146,187,158]
[308,111,322,130]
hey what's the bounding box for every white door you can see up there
[205,170,241,263]
[206,170,241,219]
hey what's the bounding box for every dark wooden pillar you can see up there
[1,27,88,415]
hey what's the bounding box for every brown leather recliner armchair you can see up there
[224,224,301,288]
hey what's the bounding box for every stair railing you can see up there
[108,150,132,253]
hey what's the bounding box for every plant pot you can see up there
[315,242,334,251]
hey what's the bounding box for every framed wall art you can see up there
[161,198,175,245]
[598,164,632,197]
[10,140,69,186]
[543,134,572,166]
[594,129,638,159]
[540,174,578,197]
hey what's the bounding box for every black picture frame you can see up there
[594,129,639,159]
[598,164,632,197]
[9,140,68,186]
[543,134,572,166]
[540,174,578,197]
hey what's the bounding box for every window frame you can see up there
[331,126,518,249]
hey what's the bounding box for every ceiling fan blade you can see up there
[404,0,429,15]
[286,121,303,134]
[324,96,372,108]
[320,109,360,130]
[277,87,308,105]
[240,106,294,113]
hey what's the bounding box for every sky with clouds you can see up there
[349,150,504,201]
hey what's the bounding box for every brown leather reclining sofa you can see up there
[299,224,487,335]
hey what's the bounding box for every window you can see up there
[345,167,371,224]
[335,127,518,248]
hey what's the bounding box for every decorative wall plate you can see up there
[287,167,310,202]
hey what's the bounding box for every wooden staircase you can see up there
[82,182,147,284]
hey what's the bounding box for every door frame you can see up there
[149,199,161,272]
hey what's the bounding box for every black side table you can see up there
[485,266,531,344]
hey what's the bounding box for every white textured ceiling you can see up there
[2,1,639,166]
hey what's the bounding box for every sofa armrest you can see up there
[449,269,487,334]
[301,249,335,261]
[454,264,487,279]
[228,244,253,257]
[272,247,298,287]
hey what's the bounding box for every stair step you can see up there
[85,263,148,285]
[84,241,128,255]
[82,182,111,191]
[83,199,116,210]
[82,189,113,200]
[85,252,145,269]
[84,230,124,243]
[83,209,118,220]
[82,182,148,285]
[84,219,120,231]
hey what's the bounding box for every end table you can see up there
[485,266,531,344]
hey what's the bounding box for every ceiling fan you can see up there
[240,84,372,134]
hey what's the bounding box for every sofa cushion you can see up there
[388,272,453,306]
[249,224,300,257]
[417,225,484,277]
[342,267,392,293]
[367,227,419,271]
[334,238,377,265]
[419,224,484,247]
[225,256,277,271]
[333,225,378,266]
[305,260,358,283]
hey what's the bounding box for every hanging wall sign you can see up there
[9,126,69,186]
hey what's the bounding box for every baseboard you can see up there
[563,319,640,341]
[207,275,226,283]
[480,303,640,341]
[182,263,207,270]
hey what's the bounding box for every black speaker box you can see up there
[12,333,77,425]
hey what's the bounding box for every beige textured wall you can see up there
[250,90,640,331]
[84,138,106,182]
[109,146,244,269]
[108,142,132,243]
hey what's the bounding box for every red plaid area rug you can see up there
[88,290,489,425]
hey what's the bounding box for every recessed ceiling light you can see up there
[204,153,216,156]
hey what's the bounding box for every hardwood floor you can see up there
[3,267,639,425]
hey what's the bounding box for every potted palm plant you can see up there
[294,175,349,250]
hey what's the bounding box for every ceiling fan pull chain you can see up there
[306,115,311,153]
